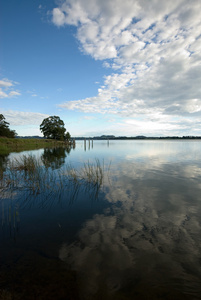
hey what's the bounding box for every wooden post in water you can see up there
[73,139,76,149]
[84,138,86,151]
[92,139,93,148]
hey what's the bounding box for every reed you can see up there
[0,154,109,197]
[82,159,104,186]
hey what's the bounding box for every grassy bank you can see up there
[0,137,73,155]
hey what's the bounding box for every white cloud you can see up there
[3,110,49,126]
[8,91,21,97]
[52,0,201,135]
[0,88,8,98]
[0,78,21,98]
[26,90,42,98]
[52,8,66,26]
[0,79,13,88]
[0,88,21,98]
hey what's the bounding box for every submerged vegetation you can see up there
[0,154,109,201]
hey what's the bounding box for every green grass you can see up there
[0,137,73,155]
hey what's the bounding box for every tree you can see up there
[0,114,17,138]
[65,131,71,141]
[40,116,67,140]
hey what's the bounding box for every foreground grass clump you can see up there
[0,137,72,155]
[0,155,108,197]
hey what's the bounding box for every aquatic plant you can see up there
[0,154,109,198]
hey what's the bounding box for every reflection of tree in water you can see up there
[1,155,20,240]
[41,146,72,170]
[0,154,9,179]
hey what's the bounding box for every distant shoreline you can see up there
[15,135,201,140]
[73,136,201,140]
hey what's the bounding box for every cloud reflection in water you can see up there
[59,154,201,298]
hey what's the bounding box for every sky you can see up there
[1,0,201,137]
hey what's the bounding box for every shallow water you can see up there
[1,140,201,299]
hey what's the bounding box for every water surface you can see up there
[1,140,201,299]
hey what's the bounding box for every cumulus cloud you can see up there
[52,0,201,135]
[0,78,21,98]
[0,79,13,88]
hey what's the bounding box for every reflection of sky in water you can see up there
[1,140,201,299]
[59,141,201,298]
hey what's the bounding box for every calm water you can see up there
[1,140,201,299]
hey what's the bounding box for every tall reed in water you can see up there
[0,154,109,196]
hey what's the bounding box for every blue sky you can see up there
[1,0,201,137]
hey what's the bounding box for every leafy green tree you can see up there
[0,114,17,138]
[40,116,67,140]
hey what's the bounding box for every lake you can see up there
[1,140,201,299]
